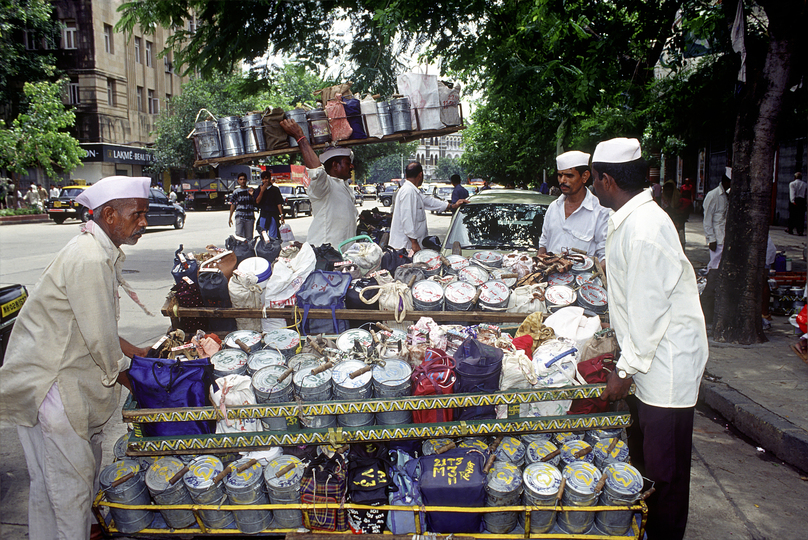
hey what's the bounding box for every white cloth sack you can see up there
[543,306,601,354]
[210,374,262,434]
[502,251,534,278]
[360,94,383,138]
[438,80,462,127]
[229,270,263,332]
[343,241,383,275]
[360,280,413,326]
[508,283,547,313]
[523,337,582,418]
[397,72,442,130]
[261,242,316,332]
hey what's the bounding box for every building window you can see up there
[24,29,38,50]
[61,19,77,49]
[164,55,172,73]
[188,17,196,33]
[103,24,113,54]
[136,86,143,112]
[68,82,80,104]
[107,79,115,106]
[145,40,153,67]
[134,37,141,63]
[148,89,159,114]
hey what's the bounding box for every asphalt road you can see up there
[1,206,807,539]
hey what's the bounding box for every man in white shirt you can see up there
[538,150,609,261]
[592,138,708,540]
[701,168,731,323]
[787,171,806,235]
[49,185,60,199]
[0,176,151,540]
[389,162,466,252]
[280,119,358,246]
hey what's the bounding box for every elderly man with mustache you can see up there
[538,150,610,263]
[0,176,151,540]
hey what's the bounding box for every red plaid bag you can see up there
[300,453,349,532]
[411,348,456,423]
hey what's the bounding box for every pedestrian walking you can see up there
[228,172,257,239]
[255,170,285,238]
[701,168,731,324]
[787,171,806,235]
[592,137,708,540]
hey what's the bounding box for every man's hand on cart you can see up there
[601,368,633,402]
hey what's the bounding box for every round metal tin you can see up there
[264,455,305,489]
[372,358,412,387]
[584,428,623,446]
[336,328,373,352]
[521,432,553,445]
[487,461,522,494]
[224,330,263,353]
[412,280,445,303]
[252,364,294,395]
[554,432,585,446]
[472,251,503,268]
[293,363,333,389]
[144,457,187,494]
[444,280,477,303]
[413,249,442,273]
[211,349,248,376]
[594,439,630,466]
[247,349,286,374]
[523,462,563,497]
[560,440,595,466]
[183,455,223,491]
[525,440,560,466]
[445,254,470,273]
[100,459,142,488]
[571,257,595,274]
[458,265,489,286]
[575,273,603,288]
[113,431,131,461]
[332,359,373,389]
[562,462,602,495]
[287,353,322,371]
[457,438,489,452]
[577,283,608,310]
[546,272,575,287]
[479,280,510,305]
[262,329,300,355]
[495,436,526,465]
[545,285,577,308]
[490,268,517,288]
[223,458,263,490]
[602,462,644,497]
[422,438,453,456]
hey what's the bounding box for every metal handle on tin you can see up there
[275,463,296,477]
[213,465,232,484]
[311,361,334,375]
[640,487,656,501]
[541,449,561,462]
[234,338,251,353]
[350,365,373,379]
[169,466,190,485]
[109,472,134,488]
[237,459,258,473]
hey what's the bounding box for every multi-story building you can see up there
[413,133,465,181]
[45,0,192,183]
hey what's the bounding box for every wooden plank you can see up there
[193,125,466,167]
[160,304,530,324]
[287,534,475,540]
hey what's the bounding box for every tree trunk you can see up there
[713,0,806,343]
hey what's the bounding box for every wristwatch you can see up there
[617,369,629,379]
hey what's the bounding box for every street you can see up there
[1,208,807,539]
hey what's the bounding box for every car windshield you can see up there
[436,187,453,197]
[444,202,548,250]
[61,188,85,198]
[278,186,293,194]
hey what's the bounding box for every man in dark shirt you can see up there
[228,172,257,238]
[450,174,469,208]
[255,170,285,238]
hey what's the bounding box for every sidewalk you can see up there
[685,215,808,472]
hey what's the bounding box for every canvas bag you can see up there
[261,242,317,332]
[381,246,412,274]
[198,252,237,333]
[170,278,207,334]
[453,338,503,420]
[418,447,486,533]
[397,72,442,130]
[228,270,263,332]
[346,276,379,310]
[386,449,425,534]
[342,240,382,276]
[326,96,353,141]
[346,443,394,533]
[300,452,349,532]
[296,270,352,335]
[360,94,383,138]
[314,243,343,271]
[225,234,255,265]
[568,352,616,415]
[508,283,547,313]
[171,244,198,284]
[127,356,216,437]
[342,96,367,139]
[411,348,456,423]
[526,338,581,417]
[438,80,462,127]
[252,230,282,263]
[360,281,413,325]
[209,374,262,433]
[261,107,290,150]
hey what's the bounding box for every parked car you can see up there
[429,183,456,214]
[441,189,557,257]
[46,185,90,223]
[147,188,186,229]
[354,189,364,206]
[361,184,378,200]
[276,183,312,218]
[0,284,27,366]
[378,184,399,207]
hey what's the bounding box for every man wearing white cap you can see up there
[280,119,358,246]
[538,150,609,261]
[591,139,708,540]
[0,176,151,540]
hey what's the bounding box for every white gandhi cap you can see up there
[319,146,353,165]
[592,138,642,164]
[556,151,591,170]
[75,176,151,210]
